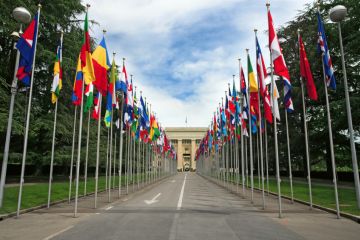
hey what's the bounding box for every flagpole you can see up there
[73,4,90,218]
[137,137,141,190]
[238,59,246,196]
[118,90,125,197]
[16,4,41,217]
[297,29,313,209]
[246,49,254,203]
[114,129,117,188]
[47,30,64,209]
[317,3,340,219]
[267,1,282,218]
[265,120,269,195]
[255,29,266,209]
[84,110,91,196]
[126,127,130,194]
[105,128,109,191]
[47,99,58,208]
[69,106,77,203]
[284,107,294,203]
[108,52,115,202]
[94,93,102,208]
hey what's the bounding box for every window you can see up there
[196,139,201,144]
[171,139,178,145]
[182,139,191,144]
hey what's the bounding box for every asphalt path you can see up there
[1,173,359,240]
[51,173,307,240]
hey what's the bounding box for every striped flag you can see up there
[256,36,273,123]
[317,12,336,90]
[268,8,294,112]
[51,36,63,104]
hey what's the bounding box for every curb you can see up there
[199,174,360,224]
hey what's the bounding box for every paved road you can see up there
[1,173,359,240]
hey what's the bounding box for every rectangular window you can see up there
[182,139,191,144]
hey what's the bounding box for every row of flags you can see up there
[196,6,335,160]
[15,7,177,160]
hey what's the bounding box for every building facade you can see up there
[165,127,207,171]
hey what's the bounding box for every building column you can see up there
[191,139,196,171]
[177,139,183,171]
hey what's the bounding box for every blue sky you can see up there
[86,0,313,127]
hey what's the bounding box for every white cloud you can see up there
[84,0,314,128]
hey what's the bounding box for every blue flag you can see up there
[16,13,39,86]
[317,12,336,90]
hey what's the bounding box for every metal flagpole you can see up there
[317,2,340,218]
[126,128,130,194]
[118,91,124,197]
[322,63,340,218]
[300,73,313,208]
[137,138,141,190]
[47,30,64,208]
[0,21,25,208]
[113,129,117,189]
[267,1,282,218]
[284,109,294,203]
[245,137,248,189]
[265,121,269,195]
[94,93,102,208]
[16,4,41,217]
[84,110,91,196]
[246,49,254,203]
[105,128,109,191]
[69,106,77,203]
[255,28,266,208]
[238,59,246,196]
[257,132,260,189]
[132,134,135,192]
[73,3,90,217]
[108,101,113,203]
[298,29,312,208]
[47,99,58,208]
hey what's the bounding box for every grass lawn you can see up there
[222,173,360,216]
[0,173,155,215]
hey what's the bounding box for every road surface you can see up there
[0,172,359,240]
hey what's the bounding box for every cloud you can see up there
[85,0,313,127]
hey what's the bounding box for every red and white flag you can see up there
[268,8,293,112]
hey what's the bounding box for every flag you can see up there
[299,34,318,101]
[131,90,139,135]
[271,81,281,121]
[16,13,39,86]
[117,62,128,93]
[92,37,110,95]
[317,12,336,90]
[92,92,100,120]
[71,56,83,106]
[51,36,63,104]
[124,78,134,127]
[268,8,294,112]
[104,59,117,127]
[139,96,149,141]
[256,36,273,123]
[80,11,95,85]
[139,95,150,128]
[248,54,259,134]
[113,97,120,129]
[149,114,160,141]
[240,63,248,120]
[84,82,94,113]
